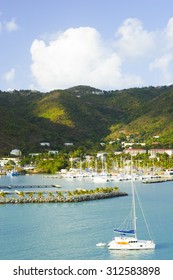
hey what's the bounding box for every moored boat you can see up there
[107,166,155,250]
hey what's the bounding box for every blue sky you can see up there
[1,0,173,91]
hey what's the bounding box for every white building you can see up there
[10,149,22,156]
[96,152,107,158]
[122,142,146,148]
[40,142,50,147]
[64,143,74,146]
[148,149,173,158]
[124,148,147,156]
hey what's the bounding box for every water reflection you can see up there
[109,249,155,260]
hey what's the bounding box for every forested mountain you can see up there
[0,85,173,155]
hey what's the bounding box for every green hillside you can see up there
[0,85,173,155]
[107,86,173,146]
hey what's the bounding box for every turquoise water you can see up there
[0,174,173,260]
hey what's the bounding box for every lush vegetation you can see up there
[1,85,173,156]
[17,149,173,174]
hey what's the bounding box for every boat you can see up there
[52,184,62,188]
[107,174,155,250]
[6,170,19,176]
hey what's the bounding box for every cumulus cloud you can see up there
[115,18,155,58]
[30,26,143,91]
[30,17,173,91]
[3,68,16,82]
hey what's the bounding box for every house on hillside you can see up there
[29,153,41,157]
[124,148,147,156]
[148,149,173,158]
[10,149,22,157]
[40,142,50,147]
[96,152,107,159]
[64,142,74,146]
[122,142,146,148]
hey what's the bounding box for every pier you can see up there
[0,184,60,189]
[142,177,173,184]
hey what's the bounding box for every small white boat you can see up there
[96,242,107,247]
[52,184,62,188]
[93,176,108,183]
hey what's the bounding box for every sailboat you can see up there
[107,175,155,250]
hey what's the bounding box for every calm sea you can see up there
[0,174,172,260]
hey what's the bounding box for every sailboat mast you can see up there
[131,158,137,239]
[131,179,137,239]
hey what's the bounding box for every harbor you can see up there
[0,173,173,260]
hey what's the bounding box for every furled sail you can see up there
[114,229,135,234]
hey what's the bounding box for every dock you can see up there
[143,177,173,184]
[0,184,61,190]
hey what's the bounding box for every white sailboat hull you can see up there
[108,237,155,250]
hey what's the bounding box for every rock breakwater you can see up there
[0,187,127,204]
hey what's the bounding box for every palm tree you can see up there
[48,192,54,201]
[18,191,25,198]
[28,192,34,201]
[57,191,63,197]
[37,192,44,201]
[0,191,6,199]
[67,191,73,197]
[56,191,64,201]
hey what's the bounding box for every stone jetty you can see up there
[0,187,127,204]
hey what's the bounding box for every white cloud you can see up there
[150,54,173,83]
[30,18,173,91]
[149,17,173,84]
[165,17,173,49]
[115,18,155,58]
[30,26,143,91]
[5,18,18,32]
[3,68,16,82]
[0,18,18,33]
